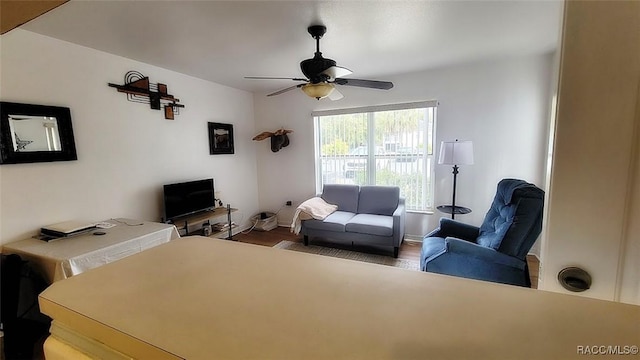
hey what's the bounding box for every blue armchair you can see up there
[420,179,544,287]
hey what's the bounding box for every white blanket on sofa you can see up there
[290,197,338,235]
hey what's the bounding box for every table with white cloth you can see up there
[2,218,179,283]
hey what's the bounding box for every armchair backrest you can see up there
[321,184,360,212]
[476,179,544,259]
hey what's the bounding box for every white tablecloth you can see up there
[2,218,179,283]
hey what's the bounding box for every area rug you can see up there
[273,240,420,270]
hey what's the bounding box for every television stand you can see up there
[170,205,237,239]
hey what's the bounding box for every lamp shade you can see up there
[438,140,474,165]
[301,83,335,99]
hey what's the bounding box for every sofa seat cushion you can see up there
[303,211,356,232]
[345,214,394,237]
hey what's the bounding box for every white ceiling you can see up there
[20,0,564,94]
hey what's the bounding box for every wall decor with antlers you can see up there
[253,128,293,152]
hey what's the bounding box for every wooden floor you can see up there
[232,226,540,289]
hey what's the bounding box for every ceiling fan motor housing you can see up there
[308,25,327,38]
[300,57,336,83]
[301,25,336,83]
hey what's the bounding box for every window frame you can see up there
[313,100,438,212]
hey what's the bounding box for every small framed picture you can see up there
[208,122,234,155]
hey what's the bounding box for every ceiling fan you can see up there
[245,25,394,100]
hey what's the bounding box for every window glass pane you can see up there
[373,108,432,210]
[318,113,368,185]
[315,103,436,211]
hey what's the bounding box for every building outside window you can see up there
[313,101,437,211]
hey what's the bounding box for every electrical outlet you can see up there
[286,200,292,206]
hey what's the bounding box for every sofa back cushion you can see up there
[357,186,399,216]
[321,184,360,213]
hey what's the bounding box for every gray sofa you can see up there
[301,184,406,257]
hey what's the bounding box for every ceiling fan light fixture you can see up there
[301,83,335,100]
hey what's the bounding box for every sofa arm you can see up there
[437,218,480,242]
[392,198,406,246]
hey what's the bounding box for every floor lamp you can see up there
[438,140,474,219]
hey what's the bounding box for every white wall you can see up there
[619,127,640,305]
[254,53,554,245]
[541,0,640,303]
[0,30,259,244]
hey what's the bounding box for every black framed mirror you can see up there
[0,102,78,164]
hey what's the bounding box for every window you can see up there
[313,101,437,211]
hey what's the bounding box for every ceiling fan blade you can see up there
[328,88,344,101]
[245,76,309,82]
[321,66,352,81]
[334,78,394,90]
[267,84,304,97]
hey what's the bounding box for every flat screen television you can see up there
[163,178,215,221]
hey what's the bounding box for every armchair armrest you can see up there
[433,218,480,242]
[445,237,524,270]
[422,236,529,286]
